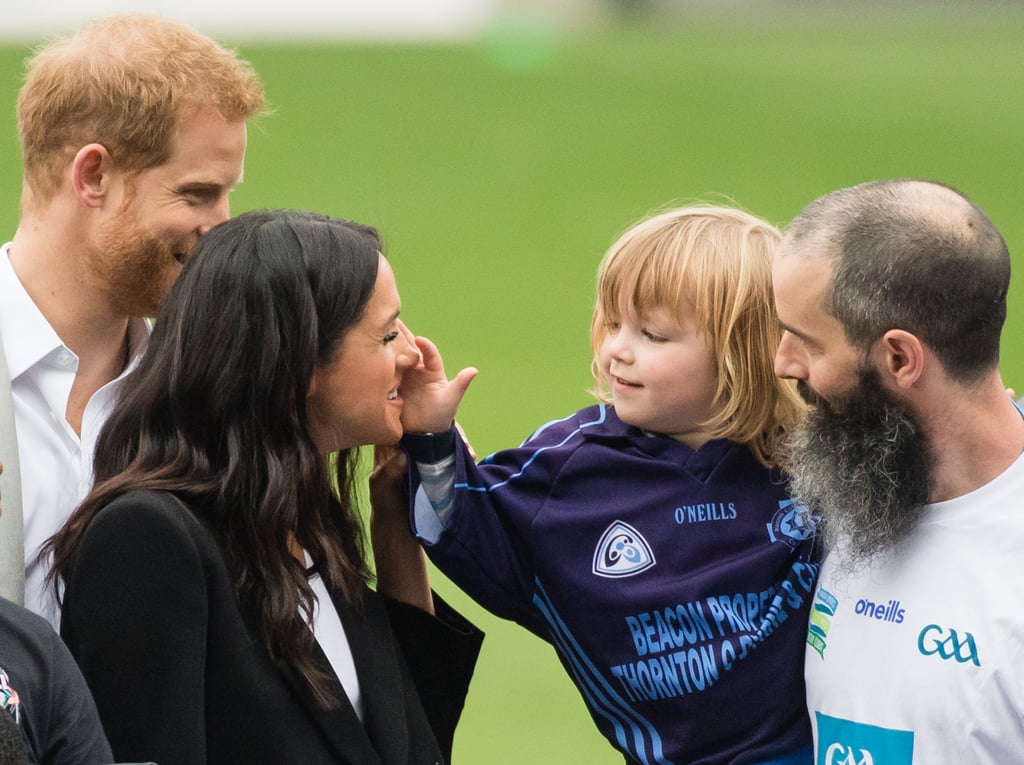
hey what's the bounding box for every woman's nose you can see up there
[395,319,421,368]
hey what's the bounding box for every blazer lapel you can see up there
[278,643,385,765]
[0,334,24,605]
[237,589,385,765]
[331,589,412,765]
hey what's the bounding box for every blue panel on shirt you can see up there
[815,713,913,764]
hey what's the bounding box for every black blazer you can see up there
[60,490,482,765]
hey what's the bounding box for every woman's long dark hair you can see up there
[47,209,382,707]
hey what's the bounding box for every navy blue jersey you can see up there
[407,404,818,765]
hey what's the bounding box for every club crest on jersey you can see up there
[766,498,816,549]
[592,520,656,578]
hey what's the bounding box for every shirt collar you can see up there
[0,242,64,380]
[0,242,152,380]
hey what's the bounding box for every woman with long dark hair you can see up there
[45,209,482,765]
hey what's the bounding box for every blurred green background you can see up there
[3,5,1024,763]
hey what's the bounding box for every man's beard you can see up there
[87,194,184,317]
[782,366,935,570]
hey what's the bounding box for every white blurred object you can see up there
[0,0,504,41]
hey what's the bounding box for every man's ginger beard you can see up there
[782,365,935,569]
[86,183,185,317]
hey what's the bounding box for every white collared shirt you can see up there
[0,243,150,627]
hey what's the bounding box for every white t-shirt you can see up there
[805,450,1024,764]
[0,244,149,626]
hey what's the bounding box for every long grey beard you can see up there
[783,370,934,572]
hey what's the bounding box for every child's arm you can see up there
[404,431,544,629]
[400,412,589,637]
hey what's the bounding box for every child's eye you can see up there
[605,321,621,332]
[641,328,668,342]
[382,330,399,344]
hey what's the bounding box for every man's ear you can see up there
[878,329,925,390]
[70,143,113,208]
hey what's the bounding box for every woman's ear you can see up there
[877,329,925,390]
[71,143,112,208]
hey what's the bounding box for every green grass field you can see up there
[2,7,1024,762]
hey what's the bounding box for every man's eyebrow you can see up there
[779,321,816,346]
[176,180,230,193]
[180,170,244,190]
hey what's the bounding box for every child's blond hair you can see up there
[590,204,804,466]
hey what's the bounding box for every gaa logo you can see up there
[824,745,873,765]
[815,713,913,764]
[917,624,981,666]
[592,520,655,578]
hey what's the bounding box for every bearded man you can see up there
[772,178,1024,764]
[0,14,265,623]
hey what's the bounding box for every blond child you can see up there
[400,205,817,765]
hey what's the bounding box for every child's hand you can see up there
[399,331,477,434]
